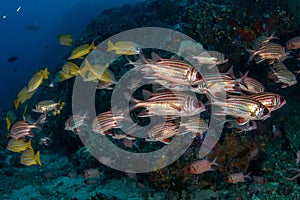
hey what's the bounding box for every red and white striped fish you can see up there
[128,90,206,117]
[92,110,124,135]
[131,53,204,86]
[249,92,286,112]
[179,117,208,138]
[237,72,265,94]
[248,42,288,64]
[146,122,179,144]
[268,63,297,88]
[209,96,270,125]
[10,114,45,140]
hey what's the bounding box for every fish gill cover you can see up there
[1,0,300,199]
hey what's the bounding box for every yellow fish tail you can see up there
[13,99,19,109]
[90,41,96,50]
[36,151,42,165]
[107,40,115,52]
[6,118,11,131]
[78,60,93,78]
[27,140,33,150]
[43,68,49,79]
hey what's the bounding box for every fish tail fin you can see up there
[245,172,252,180]
[212,156,219,167]
[13,99,19,109]
[246,49,255,63]
[90,41,96,49]
[34,114,46,128]
[27,140,33,150]
[78,60,93,78]
[123,91,141,112]
[35,151,42,165]
[236,70,249,83]
[226,65,236,78]
[107,40,115,52]
[43,68,49,79]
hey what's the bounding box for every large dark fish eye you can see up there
[263,107,269,116]
[196,72,202,80]
[279,96,285,104]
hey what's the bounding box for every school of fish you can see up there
[5,33,300,184]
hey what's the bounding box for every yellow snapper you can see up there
[13,87,36,109]
[21,149,42,166]
[28,68,49,92]
[7,138,33,152]
[68,41,96,60]
[6,110,16,131]
[57,33,73,46]
[62,62,80,76]
[107,40,141,55]
[80,60,116,83]
[54,70,76,82]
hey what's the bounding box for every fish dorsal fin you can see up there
[139,53,149,64]
[237,70,249,83]
[151,52,162,62]
[226,65,236,78]
[142,89,153,100]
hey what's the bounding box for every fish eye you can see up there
[263,107,269,116]
[279,96,285,104]
[196,72,202,80]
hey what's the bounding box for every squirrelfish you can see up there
[188,157,218,174]
[248,42,288,64]
[132,53,204,86]
[225,172,251,184]
[268,63,297,88]
[7,138,33,152]
[92,110,124,135]
[107,40,141,55]
[28,68,49,92]
[210,96,270,125]
[251,33,279,50]
[238,74,265,94]
[129,90,206,117]
[249,92,286,112]
[57,33,73,46]
[20,149,42,166]
[10,114,45,140]
[180,117,208,138]
[65,114,88,132]
[146,122,179,144]
[68,41,96,60]
[192,50,228,68]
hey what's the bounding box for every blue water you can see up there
[0,0,142,110]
